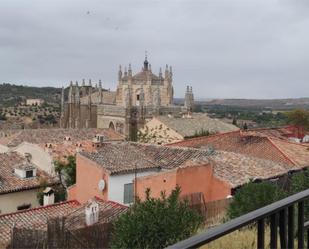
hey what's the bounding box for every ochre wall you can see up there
[135,170,177,200]
[67,184,77,200]
[74,154,109,203]
[135,164,232,202]
[176,164,231,202]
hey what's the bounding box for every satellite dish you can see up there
[98,179,105,191]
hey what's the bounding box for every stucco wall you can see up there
[109,170,159,204]
[0,144,9,153]
[67,184,77,200]
[135,165,232,203]
[74,154,108,203]
[73,154,159,205]
[135,169,177,200]
[0,189,40,214]
[176,164,231,202]
[13,142,55,175]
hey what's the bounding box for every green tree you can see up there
[54,155,76,187]
[290,169,309,218]
[227,181,286,219]
[111,186,203,249]
[286,109,309,130]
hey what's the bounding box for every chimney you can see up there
[85,200,99,226]
[43,187,55,206]
[92,134,104,147]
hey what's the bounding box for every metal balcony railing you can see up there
[166,189,309,249]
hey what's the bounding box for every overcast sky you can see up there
[0,0,309,99]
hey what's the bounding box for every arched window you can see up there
[109,122,115,130]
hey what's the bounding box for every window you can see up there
[26,170,33,178]
[17,203,31,211]
[123,183,134,204]
[136,94,140,101]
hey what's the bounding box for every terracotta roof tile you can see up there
[0,152,57,195]
[0,128,123,147]
[168,130,309,168]
[209,151,290,188]
[156,114,239,137]
[80,142,292,186]
[80,142,211,175]
[0,198,127,247]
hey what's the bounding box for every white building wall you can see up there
[108,170,159,205]
[0,189,40,214]
[13,142,55,175]
[0,144,9,153]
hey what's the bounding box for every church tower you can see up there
[184,85,194,113]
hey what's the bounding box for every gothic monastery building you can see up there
[60,56,194,137]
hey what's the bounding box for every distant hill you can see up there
[204,98,309,110]
[0,83,61,107]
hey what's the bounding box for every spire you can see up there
[143,51,149,71]
[184,85,194,113]
[118,65,122,81]
[169,66,173,78]
[82,79,85,86]
[99,80,103,104]
[61,86,64,118]
[128,63,132,77]
[68,81,73,103]
[159,67,162,78]
[88,84,92,106]
[74,81,80,103]
[124,66,128,77]
[165,64,169,78]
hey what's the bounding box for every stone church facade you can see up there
[60,57,194,138]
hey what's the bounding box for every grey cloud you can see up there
[0,0,308,99]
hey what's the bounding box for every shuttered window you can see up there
[26,170,33,178]
[123,183,134,204]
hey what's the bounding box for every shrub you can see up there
[111,187,203,249]
[227,181,286,219]
[54,155,76,187]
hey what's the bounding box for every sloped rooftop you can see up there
[0,128,123,147]
[156,114,239,137]
[0,152,57,195]
[0,198,127,247]
[80,142,293,189]
[80,142,211,175]
[169,129,309,168]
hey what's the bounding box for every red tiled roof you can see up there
[0,198,127,247]
[80,142,211,175]
[0,128,124,147]
[209,151,291,188]
[168,129,309,168]
[0,200,80,246]
[0,152,58,195]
